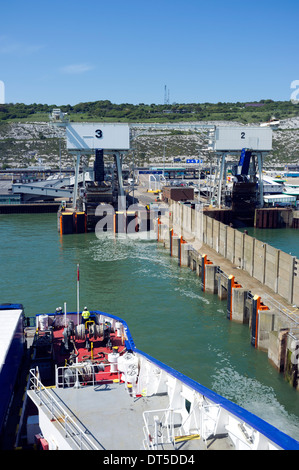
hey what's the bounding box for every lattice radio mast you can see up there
[164,85,170,105]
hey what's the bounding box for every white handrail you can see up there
[55,363,121,388]
[29,368,100,450]
[143,408,175,450]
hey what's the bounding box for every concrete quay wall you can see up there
[156,201,299,391]
[170,201,299,306]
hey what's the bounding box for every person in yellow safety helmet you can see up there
[82,306,90,324]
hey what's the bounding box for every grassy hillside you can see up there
[0,99,299,169]
[0,99,298,124]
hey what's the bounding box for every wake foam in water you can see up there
[211,366,299,441]
[85,235,156,262]
[174,287,210,304]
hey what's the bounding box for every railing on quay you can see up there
[216,266,229,279]
[263,294,299,328]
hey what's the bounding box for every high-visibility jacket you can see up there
[82,310,90,320]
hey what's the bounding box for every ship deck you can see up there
[31,380,233,451]
[29,322,234,450]
[48,382,170,450]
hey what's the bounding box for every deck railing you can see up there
[29,368,100,450]
[143,408,175,450]
[55,362,121,388]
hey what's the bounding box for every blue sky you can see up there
[0,0,298,105]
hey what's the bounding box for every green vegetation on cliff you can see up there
[0,99,298,124]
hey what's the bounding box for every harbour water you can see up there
[0,213,299,441]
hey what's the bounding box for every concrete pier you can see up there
[231,288,248,324]
[155,201,299,391]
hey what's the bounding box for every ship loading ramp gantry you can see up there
[50,110,131,232]
[208,126,273,224]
